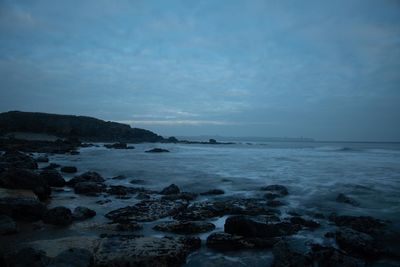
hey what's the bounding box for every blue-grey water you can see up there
[4,141,400,266]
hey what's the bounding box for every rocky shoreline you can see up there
[1,149,399,267]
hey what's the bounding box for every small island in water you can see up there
[0,111,399,266]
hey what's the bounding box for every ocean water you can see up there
[4,141,400,266]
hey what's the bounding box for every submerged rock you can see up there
[43,206,73,226]
[160,184,180,195]
[153,221,215,234]
[0,197,46,222]
[67,171,105,186]
[206,232,279,251]
[200,189,225,195]
[145,148,170,153]
[94,236,200,267]
[74,182,106,195]
[161,192,197,201]
[72,206,96,221]
[336,193,360,207]
[39,169,65,187]
[0,214,18,235]
[224,215,300,238]
[260,184,288,198]
[105,199,188,222]
[60,166,77,173]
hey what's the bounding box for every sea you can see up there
[4,140,400,266]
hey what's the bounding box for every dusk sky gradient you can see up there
[1,0,399,141]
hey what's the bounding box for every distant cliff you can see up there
[0,111,164,143]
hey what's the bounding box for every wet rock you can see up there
[310,244,365,267]
[153,221,215,234]
[0,168,51,200]
[161,192,197,201]
[336,193,360,207]
[289,217,320,229]
[260,184,288,197]
[60,166,77,173]
[272,240,312,267]
[136,192,150,200]
[225,215,300,238]
[35,156,49,163]
[96,199,111,205]
[160,183,180,195]
[335,227,380,258]
[43,206,73,226]
[174,198,280,221]
[94,236,200,267]
[70,150,80,155]
[115,221,142,232]
[145,148,170,153]
[129,179,146,184]
[4,247,50,267]
[42,163,61,170]
[104,142,134,149]
[74,182,106,195]
[72,206,96,221]
[0,197,46,222]
[267,200,285,207]
[67,171,104,186]
[329,214,386,236]
[47,248,93,267]
[200,189,225,195]
[112,175,126,180]
[39,169,65,187]
[105,199,188,222]
[0,150,38,169]
[0,214,18,235]
[206,232,279,251]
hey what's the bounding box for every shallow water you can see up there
[2,141,400,265]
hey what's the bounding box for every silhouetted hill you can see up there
[0,111,164,143]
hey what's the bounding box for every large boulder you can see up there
[0,197,46,222]
[67,171,105,186]
[94,236,200,267]
[72,206,96,221]
[153,221,215,234]
[60,166,77,173]
[160,184,180,195]
[224,215,300,238]
[74,182,106,195]
[43,206,73,226]
[0,168,51,200]
[0,150,38,169]
[39,169,65,187]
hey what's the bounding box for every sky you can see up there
[0,0,399,141]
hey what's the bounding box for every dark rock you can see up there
[42,163,61,170]
[106,185,133,196]
[335,227,380,258]
[35,156,49,163]
[336,193,360,207]
[209,139,217,144]
[94,236,200,267]
[4,247,50,267]
[153,221,215,234]
[105,199,188,222]
[290,217,320,229]
[200,189,225,195]
[48,248,93,267]
[310,244,365,267]
[74,182,106,195]
[0,168,51,200]
[329,214,386,236]
[70,150,80,155]
[174,198,280,221]
[260,184,288,196]
[115,221,142,231]
[324,232,335,238]
[267,200,285,207]
[0,197,46,221]
[104,142,134,149]
[0,150,38,169]
[43,206,73,226]
[67,171,104,186]
[72,206,96,221]
[264,192,282,200]
[39,169,65,187]
[225,215,300,238]
[136,192,150,200]
[160,183,180,195]
[112,175,126,180]
[129,179,146,184]
[60,166,77,173]
[207,232,279,251]
[0,214,18,235]
[161,192,197,201]
[272,240,312,267]
[145,148,170,153]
